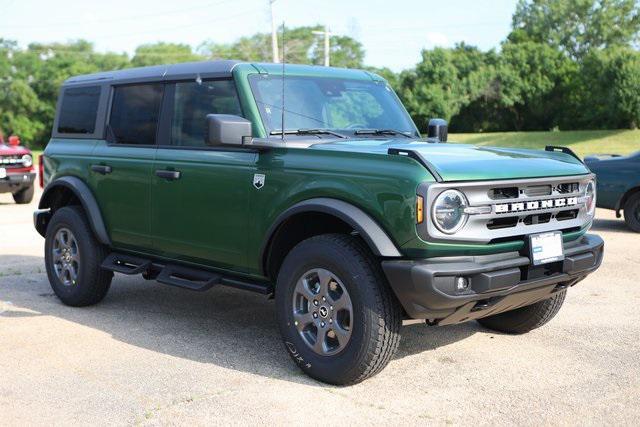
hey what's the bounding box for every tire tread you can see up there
[45,206,112,306]
[276,233,402,385]
[623,193,640,233]
[478,290,566,334]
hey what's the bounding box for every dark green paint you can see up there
[43,63,594,281]
[586,152,640,211]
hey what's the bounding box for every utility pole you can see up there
[312,25,332,66]
[269,0,279,63]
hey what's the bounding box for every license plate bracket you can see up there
[529,231,564,265]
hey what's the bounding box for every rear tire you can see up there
[12,185,34,204]
[623,193,640,232]
[44,206,112,306]
[275,234,402,385]
[477,290,566,334]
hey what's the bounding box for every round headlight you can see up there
[432,189,468,234]
[21,154,33,168]
[585,180,596,215]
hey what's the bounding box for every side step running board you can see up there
[100,252,273,295]
[101,253,152,275]
[157,264,220,292]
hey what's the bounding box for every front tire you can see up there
[275,234,402,385]
[44,206,112,306]
[12,185,34,204]
[477,290,566,334]
[623,193,640,232]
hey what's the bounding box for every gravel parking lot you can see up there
[1,186,639,425]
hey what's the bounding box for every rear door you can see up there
[91,83,163,251]
[151,79,257,271]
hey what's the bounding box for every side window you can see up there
[171,80,242,147]
[58,86,101,134]
[109,84,163,145]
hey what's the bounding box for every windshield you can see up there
[249,74,418,137]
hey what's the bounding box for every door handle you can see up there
[155,169,181,181]
[91,164,112,175]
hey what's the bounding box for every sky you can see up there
[2,0,517,71]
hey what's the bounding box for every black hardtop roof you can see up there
[63,60,242,86]
[62,60,378,87]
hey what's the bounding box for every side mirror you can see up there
[427,118,448,142]
[205,114,252,146]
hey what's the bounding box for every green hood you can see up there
[313,139,590,181]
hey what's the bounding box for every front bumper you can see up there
[382,233,604,325]
[0,172,36,193]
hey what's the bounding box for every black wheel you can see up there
[12,185,34,204]
[477,290,566,334]
[44,206,112,306]
[275,234,402,385]
[623,193,640,232]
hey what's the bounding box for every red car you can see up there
[0,135,36,204]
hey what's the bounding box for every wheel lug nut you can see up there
[330,306,333,310]
[322,296,326,302]
[313,300,318,306]
[313,312,318,318]
[320,321,325,327]
[329,319,332,323]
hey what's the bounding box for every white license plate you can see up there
[529,231,564,265]
[0,168,5,179]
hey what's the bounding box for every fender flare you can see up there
[37,176,111,246]
[261,198,403,274]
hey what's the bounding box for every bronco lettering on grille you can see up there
[495,197,578,214]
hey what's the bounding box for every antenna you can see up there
[281,22,285,141]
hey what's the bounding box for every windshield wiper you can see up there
[353,129,413,138]
[270,129,347,139]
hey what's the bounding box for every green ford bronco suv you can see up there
[34,61,604,385]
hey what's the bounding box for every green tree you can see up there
[568,47,640,129]
[199,25,365,68]
[495,41,577,130]
[8,41,129,145]
[509,0,640,59]
[398,44,495,131]
[132,42,202,67]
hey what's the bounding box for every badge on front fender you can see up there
[253,174,266,189]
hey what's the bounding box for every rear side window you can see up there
[57,86,101,134]
[171,80,242,147]
[109,84,163,145]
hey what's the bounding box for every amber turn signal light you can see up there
[416,195,424,224]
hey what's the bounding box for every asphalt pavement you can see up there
[1,186,639,425]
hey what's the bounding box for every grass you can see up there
[450,129,640,158]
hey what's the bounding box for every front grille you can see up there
[419,174,594,243]
[489,187,518,200]
[556,182,579,194]
[524,185,551,197]
[523,212,552,225]
[487,217,519,230]
[0,155,25,168]
[557,209,579,221]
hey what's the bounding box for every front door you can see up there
[151,79,256,271]
[90,83,163,251]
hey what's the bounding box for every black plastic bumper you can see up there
[382,234,604,325]
[0,172,35,193]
